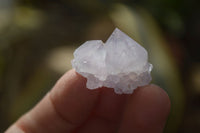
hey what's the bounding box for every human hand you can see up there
[6,69,170,133]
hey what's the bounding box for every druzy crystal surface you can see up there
[72,28,152,94]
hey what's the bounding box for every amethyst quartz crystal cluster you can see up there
[72,28,152,94]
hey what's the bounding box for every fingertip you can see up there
[50,69,100,125]
[133,84,171,114]
[135,84,171,125]
[140,84,171,111]
[119,84,171,133]
[149,84,171,114]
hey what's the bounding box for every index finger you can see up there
[6,69,100,133]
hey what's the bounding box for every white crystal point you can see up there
[72,28,153,94]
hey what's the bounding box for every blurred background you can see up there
[0,0,200,132]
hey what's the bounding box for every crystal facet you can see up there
[72,28,153,94]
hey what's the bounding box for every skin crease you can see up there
[5,69,171,133]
